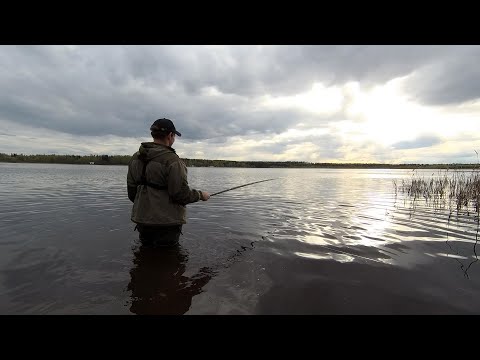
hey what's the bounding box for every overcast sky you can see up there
[1,45,479,163]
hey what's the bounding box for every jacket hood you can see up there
[138,142,176,161]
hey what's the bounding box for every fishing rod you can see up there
[210,178,277,197]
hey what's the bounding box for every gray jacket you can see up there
[127,142,202,225]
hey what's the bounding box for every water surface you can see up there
[0,163,479,314]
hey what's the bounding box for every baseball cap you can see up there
[150,118,182,136]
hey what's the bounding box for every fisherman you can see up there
[127,118,210,247]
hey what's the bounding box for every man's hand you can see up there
[200,191,210,201]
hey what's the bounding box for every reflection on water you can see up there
[126,235,259,315]
[127,242,214,315]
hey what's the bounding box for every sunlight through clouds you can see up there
[261,82,343,115]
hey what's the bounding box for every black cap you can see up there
[150,118,182,137]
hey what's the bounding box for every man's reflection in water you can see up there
[127,242,214,315]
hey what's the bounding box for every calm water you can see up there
[0,163,479,314]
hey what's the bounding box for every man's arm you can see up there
[167,160,204,205]
[127,185,137,203]
[127,156,138,203]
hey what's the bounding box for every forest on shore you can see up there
[1,153,478,169]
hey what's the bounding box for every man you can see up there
[127,118,210,247]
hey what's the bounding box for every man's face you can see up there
[169,133,176,146]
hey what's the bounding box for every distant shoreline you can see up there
[0,153,479,169]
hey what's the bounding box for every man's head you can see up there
[150,118,181,146]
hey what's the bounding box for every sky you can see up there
[1,45,479,164]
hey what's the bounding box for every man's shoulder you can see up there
[152,149,181,163]
[128,152,141,165]
[130,151,141,159]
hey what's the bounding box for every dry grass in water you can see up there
[394,168,480,220]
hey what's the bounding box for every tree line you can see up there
[0,153,478,169]
[0,153,131,165]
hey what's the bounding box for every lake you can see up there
[1,163,479,314]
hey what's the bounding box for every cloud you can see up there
[0,45,464,139]
[1,45,480,163]
[402,46,480,105]
[391,136,443,150]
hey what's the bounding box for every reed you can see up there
[397,168,480,217]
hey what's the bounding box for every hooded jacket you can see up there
[127,142,202,225]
